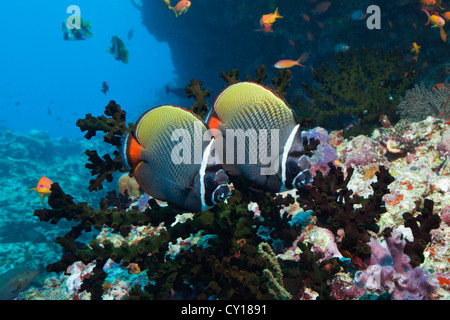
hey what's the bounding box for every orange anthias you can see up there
[422,9,445,27]
[170,0,191,17]
[422,9,447,42]
[420,0,436,5]
[274,54,306,69]
[443,12,450,21]
[29,176,53,203]
[260,7,283,25]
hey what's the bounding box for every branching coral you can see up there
[397,82,450,122]
[297,162,394,262]
[292,46,417,136]
[185,79,210,118]
[76,101,133,191]
[258,242,291,300]
[220,65,292,99]
[401,199,441,268]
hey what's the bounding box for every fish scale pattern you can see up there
[136,106,205,189]
[216,82,297,163]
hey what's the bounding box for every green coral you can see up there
[258,242,291,300]
[292,46,418,137]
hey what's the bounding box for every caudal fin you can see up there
[421,9,431,25]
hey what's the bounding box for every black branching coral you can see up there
[76,101,133,191]
[297,163,395,262]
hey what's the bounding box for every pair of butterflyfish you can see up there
[124,82,312,212]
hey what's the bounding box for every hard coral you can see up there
[117,173,141,199]
[437,127,450,159]
[292,46,417,136]
[297,162,394,262]
[76,101,133,191]
[301,127,338,176]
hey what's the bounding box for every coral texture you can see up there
[354,230,439,300]
[397,82,450,122]
[292,47,417,136]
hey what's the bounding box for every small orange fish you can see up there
[388,20,393,28]
[443,12,450,21]
[274,54,306,69]
[422,9,447,41]
[420,0,436,5]
[422,9,445,27]
[29,176,52,203]
[411,42,421,61]
[311,1,331,15]
[307,31,314,41]
[412,22,417,29]
[303,13,310,22]
[169,0,191,17]
[260,7,283,25]
[317,21,325,29]
[288,38,296,47]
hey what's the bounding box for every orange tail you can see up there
[421,9,431,25]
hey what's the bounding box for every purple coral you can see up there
[301,127,338,175]
[354,231,439,300]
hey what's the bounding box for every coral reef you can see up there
[16,70,450,301]
[291,46,418,136]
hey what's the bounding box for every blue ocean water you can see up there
[0,0,175,139]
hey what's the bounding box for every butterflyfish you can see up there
[124,105,231,212]
[207,82,312,193]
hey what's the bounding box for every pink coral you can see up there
[354,231,439,300]
[341,135,386,168]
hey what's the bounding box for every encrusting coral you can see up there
[354,229,439,300]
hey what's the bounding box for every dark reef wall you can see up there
[138,0,450,96]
